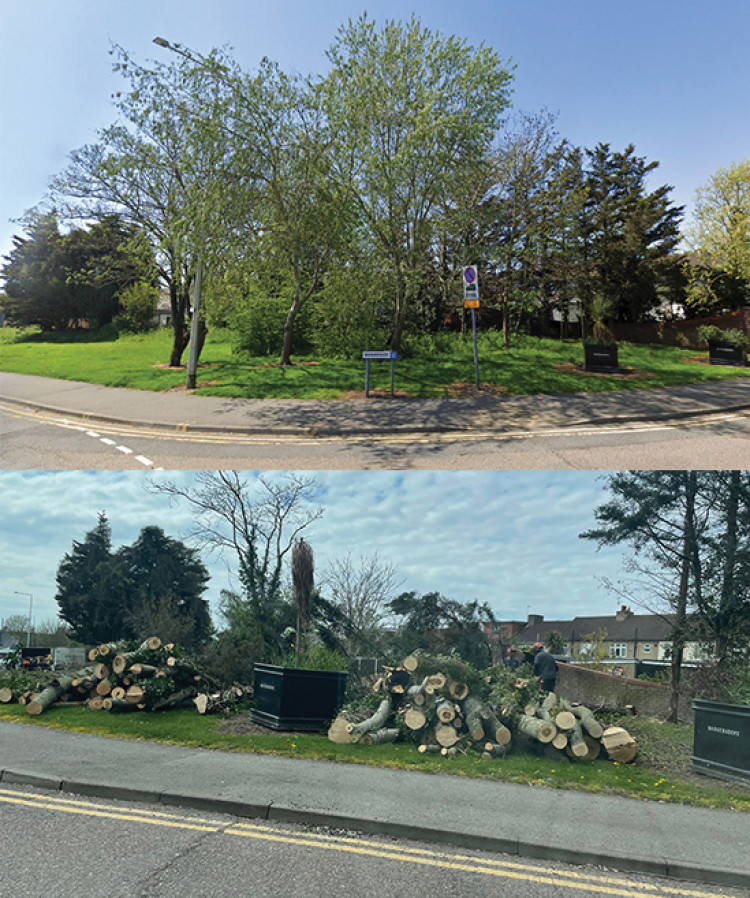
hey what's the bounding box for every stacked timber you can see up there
[517,693,636,763]
[328,654,513,759]
[328,655,638,765]
[0,637,249,717]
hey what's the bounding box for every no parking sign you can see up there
[463,266,480,308]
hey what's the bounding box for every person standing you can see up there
[532,643,558,692]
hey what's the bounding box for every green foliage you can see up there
[55,514,212,649]
[114,281,158,333]
[309,267,390,358]
[545,631,566,655]
[228,276,312,358]
[387,591,494,669]
[0,325,43,344]
[697,324,748,350]
[585,294,617,345]
[272,644,350,672]
[570,628,611,670]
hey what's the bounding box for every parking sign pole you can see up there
[472,307,480,389]
[463,266,481,391]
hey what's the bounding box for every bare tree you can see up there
[150,471,323,607]
[321,550,403,655]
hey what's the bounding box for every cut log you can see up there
[552,732,569,751]
[108,698,140,713]
[482,742,509,758]
[129,663,158,677]
[565,721,590,758]
[417,743,441,754]
[436,700,457,723]
[601,726,638,763]
[110,686,127,701]
[0,687,14,703]
[569,704,604,739]
[153,686,197,710]
[435,723,460,748]
[582,734,601,761]
[447,679,469,701]
[26,677,73,716]
[554,710,577,731]
[401,655,419,672]
[463,695,489,742]
[95,679,113,696]
[401,705,427,731]
[327,715,355,743]
[93,662,110,680]
[143,636,162,651]
[349,698,393,739]
[524,703,538,717]
[426,673,446,691]
[479,705,511,745]
[358,727,399,746]
[517,714,556,744]
[383,667,411,693]
[125,684,145,705]
[88,695,104,711]
[441,746,459,758]
[97,643,114,657]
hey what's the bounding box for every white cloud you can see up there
[0,470,625,630]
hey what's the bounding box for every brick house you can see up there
[486,605,707,675]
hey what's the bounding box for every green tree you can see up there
[116,525,212,648]
[689,159,750,284]
[52,44,235,366]
[577,144,683,325]
[55,512,125,644]
[581,471,704,722]
[323,14,513,352]
[387,591,495,668]
[2,212,70,329]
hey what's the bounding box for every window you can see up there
[643,643,651,654]
[609,643,627,658]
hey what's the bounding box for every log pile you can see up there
[328,654,638,765]
[0,637,249,717]
[329,654,514,759]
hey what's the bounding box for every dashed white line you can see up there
[135,455,153,467]
[85,431,100,438]
[116,445,133,455]
[100,438,117,446]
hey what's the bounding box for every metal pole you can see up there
[186,256,202,390]
[390,358,395,397]
[471,308,480,390]
[365,359,370,398]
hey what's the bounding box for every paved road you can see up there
[1,721,748,889]
[4,782,745,898]
[2,373,750,469]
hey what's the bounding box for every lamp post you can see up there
[153,36,204,391]
[14,591,33,647]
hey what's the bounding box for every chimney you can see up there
[527,613,544,626]
[615,605,633,622]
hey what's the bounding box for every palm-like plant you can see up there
[587,293,616,345]
[291,538,314,666]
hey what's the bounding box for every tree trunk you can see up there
[601,726,638,763]
[350,698,392,740]
[570,703,603,739]
[435,724,461,748]
[517,714,556,743]
[280,294,302,367]
[358,727,399,746]
[670,471,697,723]
[26,678,73,716]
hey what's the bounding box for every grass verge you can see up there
[1,329,749,399]
[1,705,748,812]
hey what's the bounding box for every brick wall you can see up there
[556,663,693,723]
[612,309,750,348]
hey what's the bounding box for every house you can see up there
[488,606,707,676]
[154,290,172,327]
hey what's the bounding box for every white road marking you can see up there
[116,445,133,455]
[135,455,153,467]
[100,438,117,446]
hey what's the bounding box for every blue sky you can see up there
[2,0,750,262]
[0,469,628,631]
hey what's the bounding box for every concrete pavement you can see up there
[2,371,750,436]
[1,720,748,889]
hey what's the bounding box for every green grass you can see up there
[1,328,749,399]
[2,705,748,811]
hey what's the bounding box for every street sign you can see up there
[362,350,397,360]
[463,266,480,309]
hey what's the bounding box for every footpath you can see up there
[2,371,750,436]
[1,721,748,889]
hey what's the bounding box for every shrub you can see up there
[114,281,158,334]
[697,324,749,349]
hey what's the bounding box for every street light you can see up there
[13,591,33,647]
[153,35,204,391]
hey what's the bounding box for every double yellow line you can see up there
[0,787,732,897]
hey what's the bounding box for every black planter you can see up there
[584,343,619,372]
[708,340,747,366]
[692,699,750,784]
[251,662,348,730]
